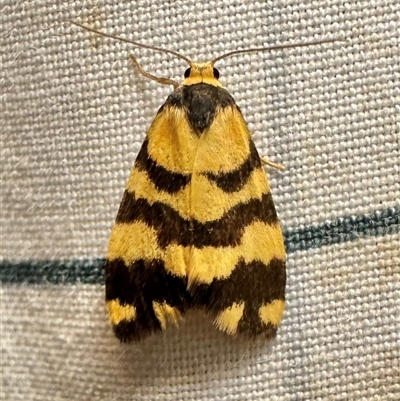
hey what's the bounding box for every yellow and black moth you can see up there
[71,21,337,342]
[105,58,286,342]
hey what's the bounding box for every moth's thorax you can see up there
[182,62,222,87]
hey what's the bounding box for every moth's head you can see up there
[182,62,222,87]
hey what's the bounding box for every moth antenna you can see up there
[130,55,180,89]
[67,20,192,65]
[211,38,345,65]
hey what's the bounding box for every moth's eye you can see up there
[213,67,220,79]
[184,68,191,78]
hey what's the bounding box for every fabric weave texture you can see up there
[1,1,399,400]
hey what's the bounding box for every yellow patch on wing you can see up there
[147,107,198,173]
[188,221,285,284]
[127,167,269,222]
[106,220,283,283]
[190,168,270,221]
[194,107,251,173]
[146,106,252,175]
[127,168,190,216]
[163,244,190,277]
[107,221,189,277]
[107,222,161,264]
[106,300,136,325]
[214,302,245,335]
[259,299,285,327]
[152,301,182,330]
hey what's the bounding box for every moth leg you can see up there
[261,157,285,171]
[129,55,179,89]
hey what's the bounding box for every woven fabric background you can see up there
[1,1,399,400]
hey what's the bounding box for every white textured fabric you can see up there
[2,234,400,400]
[1,1,399,400]
[2,0,399,260]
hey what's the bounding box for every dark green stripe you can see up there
[0,258,105,285]
[1,207,399,284]
[285,206,400,252]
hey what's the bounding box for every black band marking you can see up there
[192,258,285,309]
[192,257,286,337]
[165,83,235,133]
[106,257,285,340]
[135,139,191,194]
[204,141,262,193]
[106,257,192,342]
[116,191,278,248]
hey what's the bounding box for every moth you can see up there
[71,21,336,342]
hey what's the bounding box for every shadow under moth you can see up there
[71,21,336,342]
